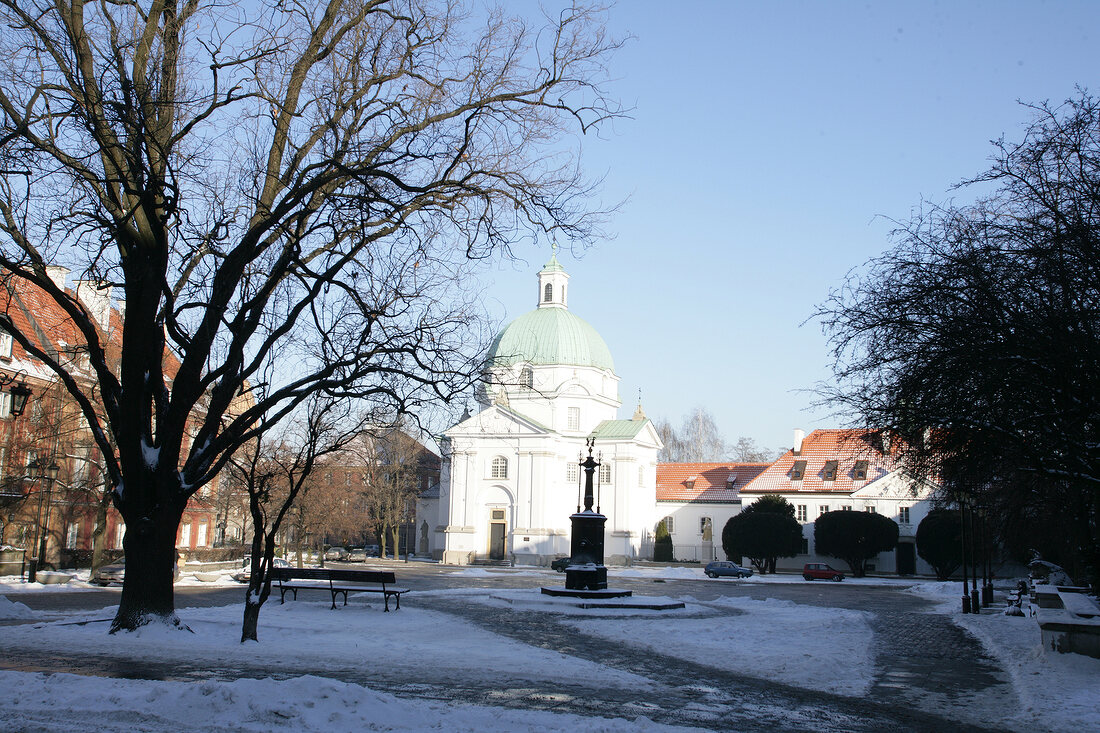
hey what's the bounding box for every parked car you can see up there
[803,562,845,581]
[232,556,291,583]
[550,557,571,573]
[324,546,350,561]
[704,561,754,579]
[347,548,368,562]
[91,558,181,586]
[363,544,381,557]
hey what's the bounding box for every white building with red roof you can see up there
[654,462,769,563]
[418,254,664,565]
[738,428,937,575]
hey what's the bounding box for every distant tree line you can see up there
[654,407,780,463]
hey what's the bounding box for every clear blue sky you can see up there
[473,1,1099,454]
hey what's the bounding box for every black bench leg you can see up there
[384,593,390,612]
[329,591,338,610]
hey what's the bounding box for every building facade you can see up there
[738,428,936,575]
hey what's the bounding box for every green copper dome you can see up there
[488,308,615,372]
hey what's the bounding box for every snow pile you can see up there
[0,594,37,619]
[0,671,691,732]
[565,595,876,695]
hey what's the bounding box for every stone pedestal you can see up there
[565,510,607,590]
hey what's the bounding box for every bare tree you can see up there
[233,397,366,642]
[0,0,623,630]
[656,407,729,462]
[730,436,778,463]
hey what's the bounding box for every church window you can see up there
[899,506,910,524]
[66,523,79,549]
[567,462,579,483]
[659,516,674,535]
[490,456,508,479]
[567,407,580,431]
[0,331,11,359]
[520,366,533,388]
[599,462,611,484]
[865,505,877,514]
[544,283,553,302]
[819,505,830,516]
[638,466,644,486]
[796,504,807,522]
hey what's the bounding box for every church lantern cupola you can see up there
[537,245,570,310]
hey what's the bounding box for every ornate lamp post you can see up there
[542,438,632,599]
[26,459,60,583]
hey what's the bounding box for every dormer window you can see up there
[823,460,838,481]
[853,460,869,481]
[791,460,807,480]
[544,283,553,302]
[685,475,697,490]
[726,473,737,490]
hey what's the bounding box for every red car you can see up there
[803,563,844,581]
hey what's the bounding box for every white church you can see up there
[416,253,664,566]
[415,253,936,573]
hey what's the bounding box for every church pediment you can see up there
[446,404,552,438]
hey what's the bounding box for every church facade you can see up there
[416,254,663,565]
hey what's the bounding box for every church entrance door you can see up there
[489,522,506,560]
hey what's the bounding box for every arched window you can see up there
[491,456,508,479]
[544,282,553,302]
[520,366,533,388]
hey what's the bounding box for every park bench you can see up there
[270,567,408,611]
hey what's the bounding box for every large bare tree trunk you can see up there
[110,504,186,633]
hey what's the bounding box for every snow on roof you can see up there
[741,429,893,494]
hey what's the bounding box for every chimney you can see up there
[793,428,805,455]
[46,266,69,290]
[74,280,113,331]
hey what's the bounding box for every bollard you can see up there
[962,594,972,614]
[971,589,981,613]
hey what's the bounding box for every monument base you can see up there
[540,586,633,599]
[565,563,607,591]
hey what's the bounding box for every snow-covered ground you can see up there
[1,569,1098,732]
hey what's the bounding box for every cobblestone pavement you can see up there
[0,571,1019,731]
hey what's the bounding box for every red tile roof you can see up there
[741,429,893,494]
[656,462,769,503]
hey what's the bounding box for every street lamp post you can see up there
[26,459,60,583]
